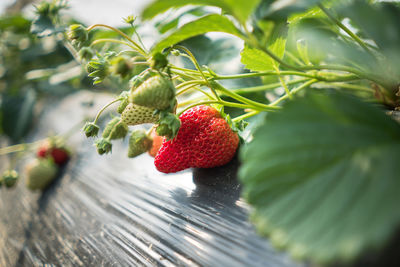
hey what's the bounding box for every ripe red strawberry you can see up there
[50,148,70,165]
[154,105,239,173]
[148,129,164,157]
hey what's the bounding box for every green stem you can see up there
[177,100,271,116]
[93,98,122,124]
[90,38,138,50]
[274,66,292,99]
[0,120,84,155]
[86,24,147,56]
[211,82,280,111]
[270,79,318,106]
[214,71,317,80]
[231,79,318,122]
[232,78,309,94]
[329,82,375,93]
[176,80,205,90]
[232,110,260,123]
[173,45,221,101]
[318,3,374,56]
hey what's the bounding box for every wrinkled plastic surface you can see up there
[0,92,303,266]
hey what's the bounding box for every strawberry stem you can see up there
[86,24,147,56]
[93,98,123,124]
[90,38,139,51]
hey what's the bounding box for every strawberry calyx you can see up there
[155,111,181,140]
[95,138,112,155]
[1,169,19,188]
[83,122,100,137]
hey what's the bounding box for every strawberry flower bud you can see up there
[83,122,100,137]
[95,138,112,155]
[102,117,128,140]
[1,170,19,188]
[110,56,132,78]
[67,24,88,44]
[127,130,153,158]
[86,58,110,84]
[79,47,94,61]
[150,52,168,70]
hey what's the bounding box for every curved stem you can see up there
[214,70,317,80]
[232,78,309,94]
[318,3,374,56]
[93,98,122,124]
[173,45,221,101]
[329,82,375,93]
[90,38,138,50]
[211,82,280,111]
[176,80,205,90]
[270,79,318,106]
[232,110,260,123]
[86,24,147,56]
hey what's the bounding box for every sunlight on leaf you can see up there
[152,14,243,53]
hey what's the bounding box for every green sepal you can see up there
[156,111,181,140]
[127,130,153,158]
[94,138,112,155]
[2,170,19,188]
[86,57,110,84]
[117,95,129,114]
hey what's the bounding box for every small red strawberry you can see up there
[148,129,164,157]
[36,140,70,166]
[50,148,70,165]
[154,105,239,173]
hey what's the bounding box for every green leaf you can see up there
[239,91,400,264]
[152,14,243,53]
[255,0,321,21]
[241,37,286,72]
[142,0,261,23]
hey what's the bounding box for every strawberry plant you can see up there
[6,0,400,265]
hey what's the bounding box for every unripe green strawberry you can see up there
[121,103,159,126]
[129,75,176,110]
[127,130,153,158]
[102,117,128,140]
[25,159,58,190]
[1,170,19,188]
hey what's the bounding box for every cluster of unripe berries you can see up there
[1,139,70,191]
